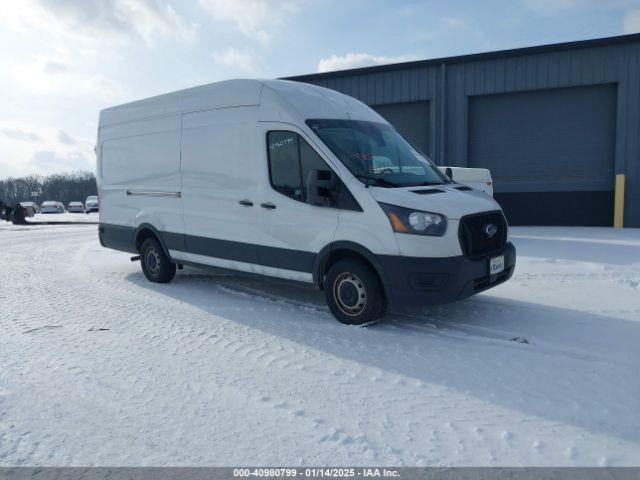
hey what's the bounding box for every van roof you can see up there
[99,79,382,128]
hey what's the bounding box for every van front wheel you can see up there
[140,238,176,283]
[324,259,387,326]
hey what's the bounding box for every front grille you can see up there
[458,211,507,257]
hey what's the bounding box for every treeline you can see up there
[0,171,97,206]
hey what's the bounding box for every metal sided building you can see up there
[286,34,640,228]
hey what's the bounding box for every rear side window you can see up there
[267,131,303,200]
[267,131,330,203]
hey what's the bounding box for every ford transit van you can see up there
[97,79,515,325]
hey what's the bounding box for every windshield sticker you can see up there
[351,152,372,161]
[269,137,295,150]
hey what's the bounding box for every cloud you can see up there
[623,7,640,33]
[44,61,69,74]
[440,17,468,29]
[0,0,197,47]
[212,47,260,72]
[11,57,129,103]
[0,2,145,180]
[40,0,198,44]
[30,150,91,172]
[0,123,95,178]
[2,129,42,142]
[317,53,416,73]
[524,0,618,13]
[200,0,304,43]
[58,130,77,145]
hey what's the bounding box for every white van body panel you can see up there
[253,122,340,260]
[98,111,183,236]
[369,184,500,220]
[181,79,262,113]
[259,80,384,123]
[180,106,262,246]
[96,77,500,259]
[97,78,515,311]
[333,179,401,256]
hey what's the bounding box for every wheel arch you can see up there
[134,223,174,261]
[313,241,389,289]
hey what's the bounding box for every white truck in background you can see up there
[439,166,494,196]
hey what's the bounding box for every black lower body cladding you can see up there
[378,242,516,309]
[99,223,516,309]
[99,223,137,253]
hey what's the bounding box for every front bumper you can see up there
[378,242,516,308]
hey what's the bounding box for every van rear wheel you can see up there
[140,238,176,283]
[324,259,387,326]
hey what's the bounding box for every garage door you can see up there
[468,84,617,226]
[373,101,430,156]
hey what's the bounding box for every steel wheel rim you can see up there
[145,248,161,275]
[333,272,367,316]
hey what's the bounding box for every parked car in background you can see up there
[67,201,85,213]
[85,195,99,213]
[19,201,38,217]
[438,167,494,196]
[41,201,65,214]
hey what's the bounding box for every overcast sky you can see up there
[1,0,639,179]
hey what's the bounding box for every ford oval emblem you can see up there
[484,223,498,237]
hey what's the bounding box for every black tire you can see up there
[140,238,176,283]
[324,258,387,326]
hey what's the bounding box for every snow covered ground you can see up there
[27,212,100,224]
[0,220,639,466]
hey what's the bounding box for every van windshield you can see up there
[306,119,448,188]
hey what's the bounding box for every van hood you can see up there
[368,184,501,220]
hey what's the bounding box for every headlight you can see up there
[379,203,447,236]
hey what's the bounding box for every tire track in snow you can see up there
[3,225,640,465]
[64,237,391,463]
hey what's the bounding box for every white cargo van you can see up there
[97,79,515,325]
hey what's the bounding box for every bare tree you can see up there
[0,171,97,205]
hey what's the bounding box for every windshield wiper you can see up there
[354,174,398,188]
[417,181,446,186]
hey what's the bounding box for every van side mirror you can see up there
[306,169,337,207]
[444,167,453,180]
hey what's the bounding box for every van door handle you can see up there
[239,199,253,207]
[260,202,276,210]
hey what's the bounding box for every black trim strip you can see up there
[159,230,186,251]
[186,233,315,272]
[100,223,316,274]
[186,234,257,264]
[98,223,136,254]
[259,245,315,272]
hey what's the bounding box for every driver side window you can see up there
[267,131,330,203]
